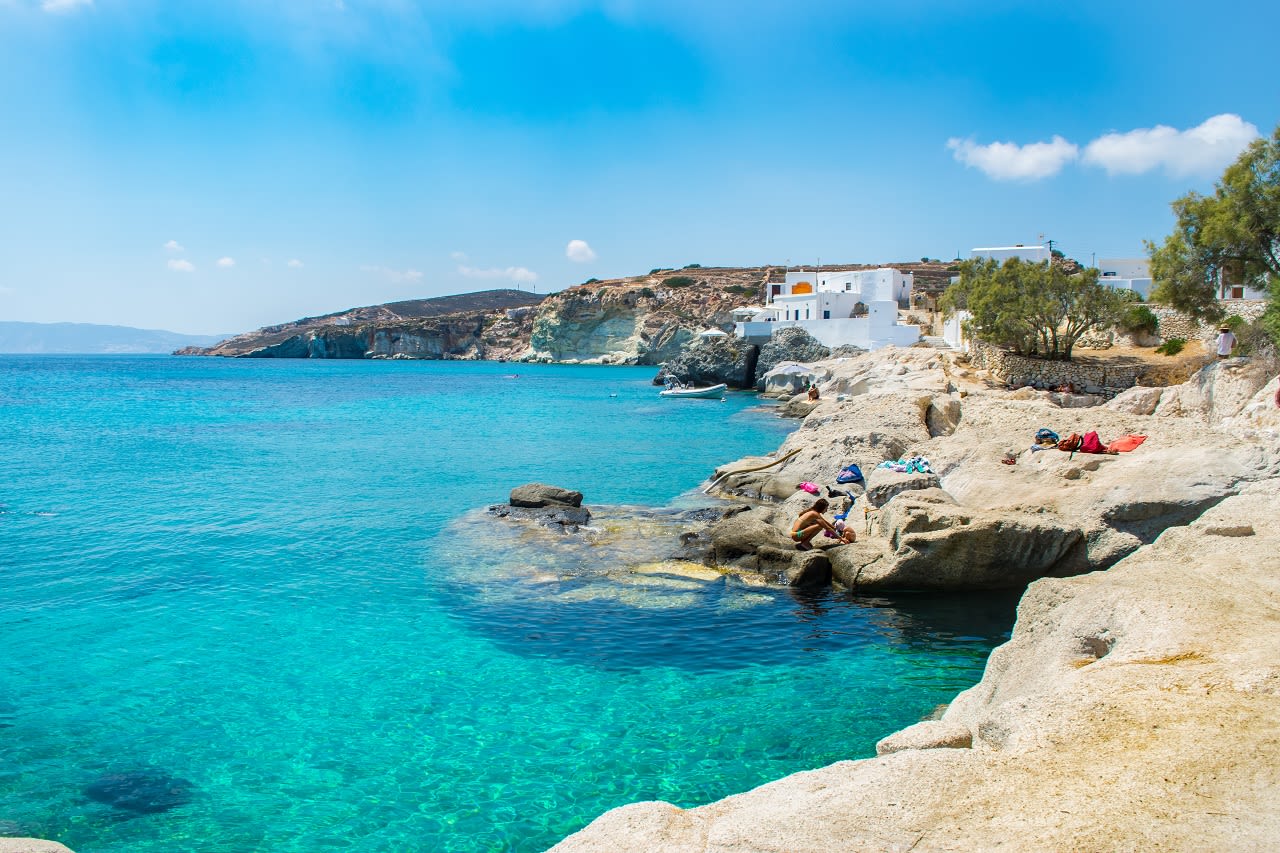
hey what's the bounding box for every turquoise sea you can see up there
[0,356,1017,852]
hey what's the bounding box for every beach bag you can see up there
[1035,428,1059,444]
[836,464,864,485]
[1080,431,1105,454]
[1057,433,1082,452]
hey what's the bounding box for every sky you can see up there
[1,0,1277,335]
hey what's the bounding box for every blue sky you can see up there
[2,0,1277,334]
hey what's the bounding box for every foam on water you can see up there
[0,356,1016,851]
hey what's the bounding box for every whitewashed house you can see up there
[1097,258,1153,300]
[971,245,1051,264]
[734,268,920,350]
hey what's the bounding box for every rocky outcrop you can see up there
[754,327,831,385]
[521,268,768,365]
[701,346,1279,590]
[508,483,583,508]
[549,482,1280,852]
[831,496,1083,591]
[488,483,591,530]
[656,336,759,389]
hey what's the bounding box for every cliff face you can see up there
[521,268,769,364]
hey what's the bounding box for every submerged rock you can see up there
[84,769,193,814]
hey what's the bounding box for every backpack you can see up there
[1035,428,1059,444]
[1080,431,1105,454]
[1057,433,1082,452]
[835,464,864,485]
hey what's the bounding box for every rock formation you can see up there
[548,350,1280,852]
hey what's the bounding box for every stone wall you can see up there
[1152,301,1268,342]
[968,342,1143,394]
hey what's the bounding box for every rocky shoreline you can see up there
[547,346,1280,851]
[12,346,1280,853]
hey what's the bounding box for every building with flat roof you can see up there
[734,267,919,350]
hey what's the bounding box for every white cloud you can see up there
[167,259,195,273]
[41,0,92,13]
[1082,114,1260,177]
[458,265,538,284]
[362,265,423,283]
[947,135,1078,181]
[450,251,468,262]
[216,257,236,268]
[287,259,304,268]
[164,239,185,253]
[566,239,597,263]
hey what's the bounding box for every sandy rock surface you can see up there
[550,482,1280,852]
[549,346,1280,852]
[710,347,1280,589]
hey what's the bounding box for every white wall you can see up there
[942,310,969,352]
[1099,258,1150,279]
[1101,277,1153,300]
[971,245,1050,264]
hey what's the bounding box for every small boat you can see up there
[659,382,728,399]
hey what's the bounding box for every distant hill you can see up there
[0,322,229,354]
[190,288,547,357]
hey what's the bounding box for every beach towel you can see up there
[1107,434,1147,453]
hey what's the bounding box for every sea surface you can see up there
[0,356,1018,852]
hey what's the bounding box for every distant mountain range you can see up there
[0,322,229,354]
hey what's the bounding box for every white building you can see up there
[1098,258,1153,300]
[971,245,1051,264]
[734,268,919,351]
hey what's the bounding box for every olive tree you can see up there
[941,258,1126,360]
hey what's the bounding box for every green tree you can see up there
[941,258,1125,360]
[1147,123,1280,323]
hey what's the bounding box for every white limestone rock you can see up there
[876,720,973,755]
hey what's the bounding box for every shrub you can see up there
[583,278,600,285]
[649,268,668,275]
[1118,304,1159,336]
[662,275,696,288]
[725,284,754,294]
[1155,337,1186,356]
[683,263,702,269]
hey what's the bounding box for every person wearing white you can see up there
[1216,327,1237,358]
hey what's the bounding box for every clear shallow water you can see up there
[0,356,1017,852]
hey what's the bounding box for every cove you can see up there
[0,356,1016,852]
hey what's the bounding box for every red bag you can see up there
[1057,433,1082,452]
[1080,431,1105,453]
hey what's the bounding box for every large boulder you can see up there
[0,842,75,853]
[707,508,793,567]
[754,327,831,384]
[831,497,1082,591]
[509,483,583,508]
[1153,357,1278,424]
[657,336,758,388]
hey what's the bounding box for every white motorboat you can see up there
[659,382,727,399]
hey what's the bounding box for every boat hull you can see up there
[658,383,727,399]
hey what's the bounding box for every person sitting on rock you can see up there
[791,498,854,551]
[807,384,820,402]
